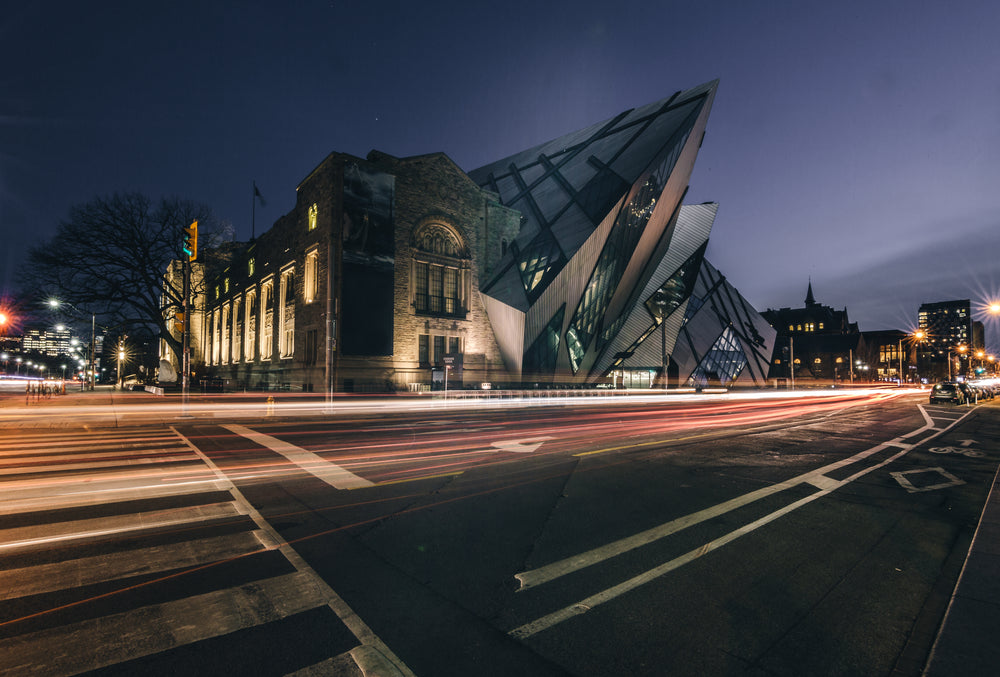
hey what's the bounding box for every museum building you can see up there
[165,79,776,391]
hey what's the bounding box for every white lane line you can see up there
[511,404,976,637]
[512,442,915,640]
[0,530,271,599]
[0,502,244,553]
[0,452,196,475]
[222,424,373,490]
[174,426,414,677]
[0,473,227,513]
[515,441,902,591]
[0,571,326,676]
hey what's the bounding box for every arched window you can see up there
[411,220,469,319]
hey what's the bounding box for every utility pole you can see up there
[181,220,198,415]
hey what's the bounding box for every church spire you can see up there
[805,278,815,306]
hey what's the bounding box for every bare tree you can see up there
[23,192,221,366]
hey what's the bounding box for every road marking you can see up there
[223,424,374,490]
[0,530,272,599]
[492,436,554,453]
[0,502,244,553]
[891,467,965,493]
[372,471,464,487]
[174,427,415,677]
[510,403,976,638]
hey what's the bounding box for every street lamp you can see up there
[949,344,968,380]
[15,357,23,376]
[48,299,97,391]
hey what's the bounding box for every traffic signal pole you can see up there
[182,256,190,415]
[181,220,197,416]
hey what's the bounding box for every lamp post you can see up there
[48,299,97,391]
[15,357,22,376]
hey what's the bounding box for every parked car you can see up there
[929,382,965,404]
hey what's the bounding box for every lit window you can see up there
[814,357,821,363]
[308,203,318,231]
[259,279,273,359]
[304,249,319,303]
[279,267,295,358]
[224,278,230,293]
[248,258,255,277]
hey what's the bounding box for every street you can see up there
[0,389,997,676]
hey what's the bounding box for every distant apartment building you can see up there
[918,299,984,379]
[21,326,72,357]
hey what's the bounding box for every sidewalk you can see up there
[922,461,1000,676]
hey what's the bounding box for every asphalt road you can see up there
[1,390,997,676]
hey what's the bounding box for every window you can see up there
[308,203,318,231]
[448,337,460,355]
[304,249,319,304]
[418,334,429,365]
[224,278,230,293]
[279,267,295,358]
[244,290,256,361]
[248,258,255,276]
[260,278,273,359]
[433,335,445,366]
[220,304,230,364]
[414,262,464,317]
[232,298,242,362]
[412,220,468,318]
[305,329,318,365]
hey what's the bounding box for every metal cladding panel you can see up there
[668,259,777,387]
[479,292,525,376]
[599,92,716,338]
[549,202,594,259]
[523,204,618,362]
[470,81,718,312]
[593,204,716,377]
[625,304,687,368]
[609,101,701,181]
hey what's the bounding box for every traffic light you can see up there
[175,312,185,334]
[182,220,198,261]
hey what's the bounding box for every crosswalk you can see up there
[0,426,406,676]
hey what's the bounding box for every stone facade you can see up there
[181,149,520,392]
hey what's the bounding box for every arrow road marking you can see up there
[223,424,374,490]
[491,437,554,453]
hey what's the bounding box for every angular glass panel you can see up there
[523,305,566,378]
[517,229,565,298]
[688,327,748,387]
[645,242,707,322]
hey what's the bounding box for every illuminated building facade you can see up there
[169,80,776,390]
[917,299,984,379]
[762,283,864,383]
[470,80,775,387]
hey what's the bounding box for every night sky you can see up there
[3,1,999,349]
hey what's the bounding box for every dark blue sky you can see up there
[3,0,999,348]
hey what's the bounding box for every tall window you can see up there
[412,220,468,319]
[418,334,429,365]
[211,308,221,365]
[307,203,318,231]
[260,278,273,359]
[221,304,231,364]
[304,249,319,304]
[279,267,295,358]
[433,335,445,366]
[244,290,256,362]
[232,298,242,362]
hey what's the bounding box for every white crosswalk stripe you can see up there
[0,427,377,677]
